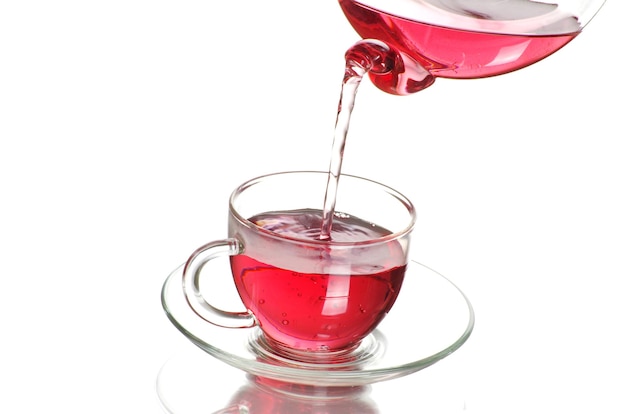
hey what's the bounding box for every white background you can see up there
[1,1,624,412]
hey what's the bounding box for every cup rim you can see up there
[229,170,416,247]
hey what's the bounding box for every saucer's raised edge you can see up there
[401,262,476,368]
[161,261,475,386]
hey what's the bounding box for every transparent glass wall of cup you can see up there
[182,171,416,361]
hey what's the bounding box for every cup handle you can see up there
[182,238,256,329]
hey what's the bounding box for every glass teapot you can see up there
[338,0,607,95]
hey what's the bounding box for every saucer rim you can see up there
[161,261,475,386]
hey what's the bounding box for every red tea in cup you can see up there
[231,209,407,352]
[182,172,415,359]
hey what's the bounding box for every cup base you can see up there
[247,328,387,369]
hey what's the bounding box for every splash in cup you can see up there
[182,171,416,361]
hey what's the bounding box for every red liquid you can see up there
[339,0,579,80]
[230,209,407,352]
[231,255,405,352]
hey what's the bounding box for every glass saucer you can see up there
[161,261,474,386]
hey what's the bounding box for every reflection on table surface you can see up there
[157,344,470,413]
[212,376,378,414]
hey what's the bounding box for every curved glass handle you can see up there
[182,238,256,329]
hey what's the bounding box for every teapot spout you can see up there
[345,39,435,95]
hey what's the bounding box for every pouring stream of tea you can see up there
[319,41,421,240]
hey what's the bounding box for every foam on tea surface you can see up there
[252,208,391,243]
